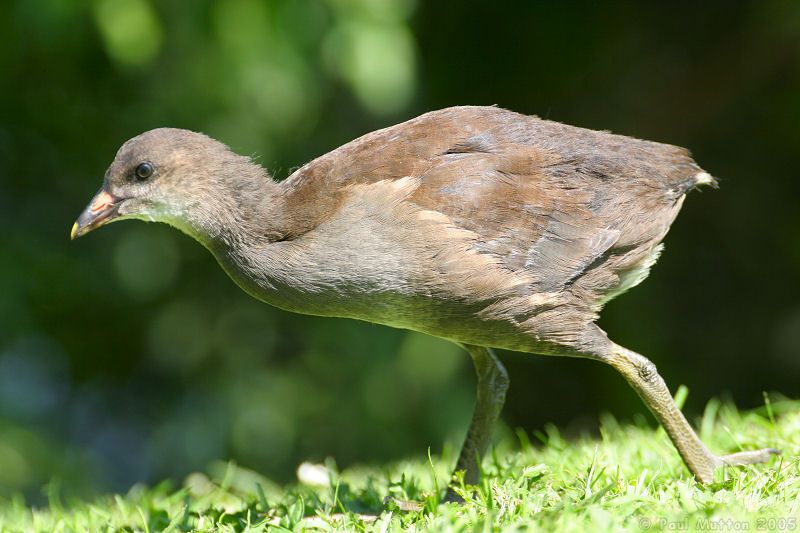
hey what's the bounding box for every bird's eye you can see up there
[134,162,154,180]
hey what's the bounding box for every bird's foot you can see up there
[697,447,781,483]
[719,447,781,468]
[383,487,468,511]
[382,496,424,512]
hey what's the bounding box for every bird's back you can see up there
[257,106,713,353]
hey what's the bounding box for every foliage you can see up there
[0,398,796,532]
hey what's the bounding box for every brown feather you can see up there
[93,106,712,356]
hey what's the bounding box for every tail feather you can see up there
[693,171,719,189]
[676,170,718,195]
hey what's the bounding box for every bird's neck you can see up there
[172,162,346,302]
[169,166,287,255]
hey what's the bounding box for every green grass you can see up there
[0,394,797,532]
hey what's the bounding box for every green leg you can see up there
[607,343,779,483]
[447,344,509,499]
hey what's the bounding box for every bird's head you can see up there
[71,128,271,246]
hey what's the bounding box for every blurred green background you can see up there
[1,0,798,502]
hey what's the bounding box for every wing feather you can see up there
[283,106,704,297]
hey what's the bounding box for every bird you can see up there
[71,105,777,497]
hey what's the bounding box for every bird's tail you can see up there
[677,170,719,194]
[693,171,719,189]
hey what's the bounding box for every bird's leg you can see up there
[384,345,507,510]
[607,343,779,483]
[445,345,509,501]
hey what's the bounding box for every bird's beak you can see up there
[70,187,124,240]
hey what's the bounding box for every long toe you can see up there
[383,496,424,512]
[719,447,781,467]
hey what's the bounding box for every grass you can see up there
[0,393,797,532]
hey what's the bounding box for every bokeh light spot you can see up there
[397,332,463,387]
[213,300,277,368]
[0,442,31,489]
[113,225,180,302]
[324,18,416,115]
[362,359,412,420]
[0,335,69,421]
[229,375,297,467]
[147,299,213,372]
[93,0,163,68]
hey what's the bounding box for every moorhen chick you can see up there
[72,106,777,493]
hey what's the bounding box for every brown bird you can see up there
[72,106,777,496]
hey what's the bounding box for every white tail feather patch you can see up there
[695,172,715,187]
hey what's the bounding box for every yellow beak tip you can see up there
[70,222,79,240]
